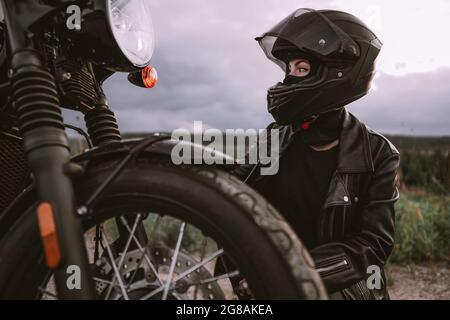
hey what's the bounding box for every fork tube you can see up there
[2,0,96,299]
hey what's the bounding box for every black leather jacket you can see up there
[233,111,400,300]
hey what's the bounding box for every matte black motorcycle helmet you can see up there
[256,8,382,125]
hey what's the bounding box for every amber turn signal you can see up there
[37,202,61,269]
[141,65,158,88]
[128,65,158,89]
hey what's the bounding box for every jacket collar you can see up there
[324,111,374,208]
[263,110,374,209]
[278,110,374,174]
[336,110,375,174]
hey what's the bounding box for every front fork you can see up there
[0,0,145,299]
[10,50,96,300]
[1,0,97,297]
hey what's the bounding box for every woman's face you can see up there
[288,58,312,78]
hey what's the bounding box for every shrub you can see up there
[391,191,450,263]
[400,150,449,194]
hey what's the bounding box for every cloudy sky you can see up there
[100,0,450,136]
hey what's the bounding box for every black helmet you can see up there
[256,8,382,125]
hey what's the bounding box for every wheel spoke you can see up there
[120,215,164,287]
[199,270,240,285]
[93,277,115,286]
[140,248,224,300]
[38,286,57,299]
[194,237,208,300]
[126,250,146,288]
[104,214,142,300]
[101,226,129,300]
[174,249,224,283]
[162,222,186,300]
[94,225,102,262]
[173,270,241,291]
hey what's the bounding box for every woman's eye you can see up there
[289,59,311,77]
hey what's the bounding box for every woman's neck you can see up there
[310,139,339,152]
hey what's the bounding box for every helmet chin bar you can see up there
[267,61,368,126]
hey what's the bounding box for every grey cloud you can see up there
[348,69,450,136]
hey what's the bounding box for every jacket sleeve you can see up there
[231,122,277,183]
[231,162,257,182]
[230,140,259,182]
[309,150,400,294]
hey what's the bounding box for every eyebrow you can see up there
[292,60,310,68]
[291,59,310,64]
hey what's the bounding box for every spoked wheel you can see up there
[0,157,326,300]
[42,213,253,300]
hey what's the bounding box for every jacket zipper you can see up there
[316,259,349,277]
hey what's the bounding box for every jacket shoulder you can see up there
[267,122,278,130]
[365,126,400,156]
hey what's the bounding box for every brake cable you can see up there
[77,135,171,216]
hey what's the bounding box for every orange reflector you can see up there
[37,203,61,269]
[141,65,158,88]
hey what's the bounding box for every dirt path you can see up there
[388,262,450,300]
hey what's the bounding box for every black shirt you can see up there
[259,133,339,249]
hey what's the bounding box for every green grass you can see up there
[143,215,208,254]
[391,190,450,263]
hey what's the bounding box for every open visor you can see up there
[256,8,360,71]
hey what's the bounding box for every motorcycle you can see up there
[0,0,325,300]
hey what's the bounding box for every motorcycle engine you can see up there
[40,32,99,113]
[53,58,98,112]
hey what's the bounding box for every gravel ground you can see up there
[388,262,450,300]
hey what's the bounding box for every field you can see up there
[388,189,449,300]
[391,190,449,263]
[376,136,449,299]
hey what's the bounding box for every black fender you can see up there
[0,136,237,238]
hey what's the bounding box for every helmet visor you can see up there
[256,9,360,71]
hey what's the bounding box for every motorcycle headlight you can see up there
[106,0,155,67]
